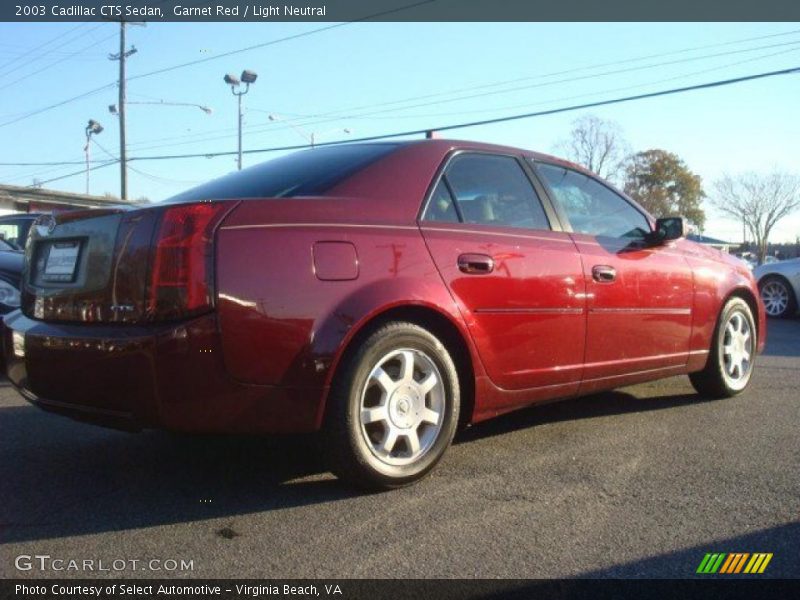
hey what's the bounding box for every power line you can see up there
[0,23,89,73]
[127,65,800,162]
[122,39,800,154]
[14,66,798,187]
[0,82,117,129]
[260,39,800,126]
[126,0,436,83]
[3,44,798,169]
[0,0,435,130]
[0,31,118,93]
[26,159,119,187]
[260,30,800,123]
[309,45,800,122]
[0,23,107,79]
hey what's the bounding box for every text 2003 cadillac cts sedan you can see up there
[3,139,765,488]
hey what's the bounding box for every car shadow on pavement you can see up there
[0,403,355,545]
[0,383,714,545]
[457,389,706,444]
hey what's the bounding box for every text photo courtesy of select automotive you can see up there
[0,2,799,590]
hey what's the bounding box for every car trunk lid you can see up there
[22,207,159,323]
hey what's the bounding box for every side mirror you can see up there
[647,216,687,245]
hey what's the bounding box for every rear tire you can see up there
[323,321,460,490]
[689,297,757,399]
[759,275,796,319]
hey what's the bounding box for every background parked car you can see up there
[0,238,23,369]
[0,212,42,251]
[754,258,800,318]
[0,238,22,315]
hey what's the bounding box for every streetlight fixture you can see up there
[83,119,103,195]
[224,69,257,170]
[109,101,212,115]
[267,113,351,147]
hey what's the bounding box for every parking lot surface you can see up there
[1,319,798,579]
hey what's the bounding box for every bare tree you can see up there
[554,115,631,183]
[712,172,800,264]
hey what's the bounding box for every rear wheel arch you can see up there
[322,304,476,429]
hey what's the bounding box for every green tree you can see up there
[623,149,706,230]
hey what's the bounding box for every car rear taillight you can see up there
[147,201,233,320]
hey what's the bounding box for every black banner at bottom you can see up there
[2,580,800,600]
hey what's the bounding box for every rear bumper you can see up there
[2,311,326,433]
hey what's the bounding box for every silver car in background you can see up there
[754,258,800,318]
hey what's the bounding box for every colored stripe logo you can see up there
[697,553,773,574]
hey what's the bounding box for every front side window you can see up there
[423,153,550,230]
[535,163,650,239]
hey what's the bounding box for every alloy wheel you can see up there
[359,348,445,467]
[760,280,790,317]
[720,310,754,389]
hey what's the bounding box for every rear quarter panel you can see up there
[214,204,482,427]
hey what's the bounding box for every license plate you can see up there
[44,242,80,282]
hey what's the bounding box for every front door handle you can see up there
[592,265,616,283]
[458,253,494,274]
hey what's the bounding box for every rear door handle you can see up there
[458,253,494,274]
[592,265,616,282]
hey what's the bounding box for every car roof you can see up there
[398,138,592,173]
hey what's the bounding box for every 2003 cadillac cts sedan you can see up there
[3,139,766,489]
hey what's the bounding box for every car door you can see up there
[419,151,586,392]
[533,161,694,385]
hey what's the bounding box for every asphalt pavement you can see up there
[1,319,798,579]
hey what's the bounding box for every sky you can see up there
[0,21,798,242]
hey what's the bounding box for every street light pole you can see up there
[224,70,258,170]
[83,119,103,195]
[84,133,91,195]
[237,91,243,170]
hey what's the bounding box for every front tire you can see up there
[689,297,757,398]
[324,321,460,490]
[759,275,796,318]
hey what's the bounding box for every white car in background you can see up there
[754,258,800,318]
[736,252,780,270]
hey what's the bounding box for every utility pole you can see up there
[118,22,127,200]
[109,22,137,200]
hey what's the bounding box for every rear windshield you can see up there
[163,143,402,203]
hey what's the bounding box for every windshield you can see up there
[163,143,403,203]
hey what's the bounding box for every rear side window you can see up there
[424,180,460,223]
[535,163,650,239]
[424,153,550,231]
[163,143,401,203]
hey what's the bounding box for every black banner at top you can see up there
[2,0,800,23]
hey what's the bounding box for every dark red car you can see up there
[3,140,765,488]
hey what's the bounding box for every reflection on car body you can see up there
[3,140,766,489]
